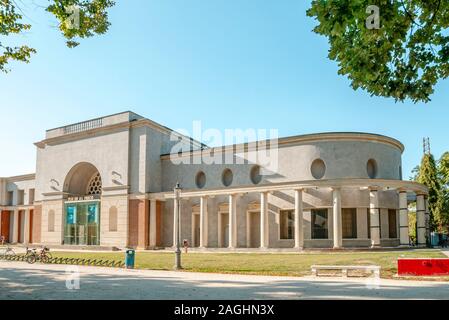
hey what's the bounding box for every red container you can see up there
[398,259,449,276]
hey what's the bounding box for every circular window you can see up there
[250,165,262,185]
[311,159,326,180]
[367,159,378,179]
[222,168,234,187]
[195,171,206,189]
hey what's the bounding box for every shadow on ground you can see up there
[0,263,448,300]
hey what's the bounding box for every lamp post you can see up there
[174,183,182,270]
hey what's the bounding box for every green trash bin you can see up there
[125,249,135,269]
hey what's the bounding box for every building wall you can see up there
[41,200,64,245]
[161,138,403,192]
[100,195,129,248]
[32,205,42,244]
[34,128,130,202]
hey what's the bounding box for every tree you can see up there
[307,1,449,103]
[0,0,115,73]
[438,152,449,231]
[415,153,442,231]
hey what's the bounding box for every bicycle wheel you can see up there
[40,255,49,264]
[27,255,37,264]
[5,249,15,256]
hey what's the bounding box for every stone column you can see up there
[294,189,304,250]
[24,209,31,245]
[260,192,269,249]
[416,194,426,247]
[12,210,19,244]
[200,196,208,248]
[369,188,381,247]
[228,194,237,249]
[149,200,157,249]
[398,190,410,246]
[332,188,342,249]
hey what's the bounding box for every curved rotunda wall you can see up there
[161,135,403,191]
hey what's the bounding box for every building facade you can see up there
[0,111,429,250]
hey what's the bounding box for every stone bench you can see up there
[311,265,381,278]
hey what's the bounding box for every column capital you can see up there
[369,186,380,192]
[416,192,427,198]
[398,188,408,194]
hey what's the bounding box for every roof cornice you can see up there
[35,118,205,149]
[160,132,405,160]
[5,173,36,182]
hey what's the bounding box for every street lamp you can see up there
[174,183,182,270]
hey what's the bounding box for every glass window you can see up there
[312,209,328,239]
[342,208,357,239]
[64,202,100,246]
[280,210,294,240]
[388,209,398,238]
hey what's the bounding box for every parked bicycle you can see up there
[26,247,52,264]
[1,245,16,257]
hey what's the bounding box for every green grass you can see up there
[50,250,447,279]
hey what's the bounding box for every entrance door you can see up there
[220,213,229,248]
[0,211,10,243]
[64,202,100,246]
[193,214,200,247]
[249,212,261,248]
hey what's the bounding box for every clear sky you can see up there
[0,0,447,177]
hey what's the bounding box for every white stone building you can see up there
[0,111,429,250]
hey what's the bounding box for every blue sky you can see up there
[0,0,448,177]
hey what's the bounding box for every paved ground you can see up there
[0,261,448,300]
[442,249,449,258]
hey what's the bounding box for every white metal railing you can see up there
[62,118,103,135]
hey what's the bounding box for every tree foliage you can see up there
[0,0,115,72]
[414,153,449,232]
[307,0,449,103]
[438,152,449,230]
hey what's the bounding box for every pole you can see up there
[174,183,182,270]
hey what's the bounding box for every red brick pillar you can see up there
[137,200,149,250]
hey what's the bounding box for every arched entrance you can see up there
[63,163,102,246]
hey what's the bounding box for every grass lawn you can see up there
[49,250,447,279]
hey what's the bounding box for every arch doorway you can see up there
[63,163,102,246]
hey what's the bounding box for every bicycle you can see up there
[26,247,51,264]
[1,245,16,257]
